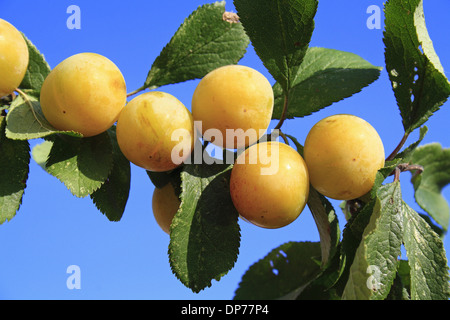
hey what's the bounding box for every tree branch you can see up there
[386,132,410,161]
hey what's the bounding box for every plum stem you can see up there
[279,130,289,145]
[126,87,145,98]
[274,94,288,130]
[393,163,424,182]
[386,132,410,161]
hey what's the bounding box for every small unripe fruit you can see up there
[230,141,309,229]
[152,183,180,235]
[304,114,385,200]
[116,91,195,172]
[192,65,274,149]
[0,19,29,98]
[40,52,127,137]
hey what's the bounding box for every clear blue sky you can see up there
[1,0,449,300]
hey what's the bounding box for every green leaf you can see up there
[168,159,240,293]
[233,241,322,300]
[307,185,340,268]
[0,117,30,224]
[419,213,446,239]
[272,47,382,119]
[402,202,450,300]
[396,259,412,295]
[5,94,82,140]
[287,134,339,268]
[90,128,131,222]
[409,143,450,231]
[371,159,403,198]
[386,266,410,300]
[144,1,249,90]
[383,0,450,133]
[45,133,113,198]
[342,182,403,300]
[18,33,51,98]
[234,0,318,92]
[336,197,377,294]
[31,131,127,220]
[296,243,344,300]
[31,139,53,170]
[1,99,11,111]
[147,168,182,190]
[285,134,303,154]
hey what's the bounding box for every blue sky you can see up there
[0,0,449,300]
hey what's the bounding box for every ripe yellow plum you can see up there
[40,52,127,137]
[192,65,274,149]
[152,183,180,235]
[303,114,385,201]
[116,91,195,172]
[230,141,309,229]
[0,19,29,98]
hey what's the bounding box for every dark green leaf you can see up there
[144,1,249,90]
[409,143,450,231]
[386,267,410,300]
[0,117,30,224]
[233,241,322,300]
[402,202,450,300]
[18,33,51,98]
[45,133,113,198]
[272,47,382,119]
[296,242,344,300]
[383,0,450,133]
[90,128,131,222]
[342,182,403,300]
[5,94,82,140]
[147,168,182,191]
[1,93,15,109]
[168,159,240,293]
[396,259,412,295]
[234,0,318,92]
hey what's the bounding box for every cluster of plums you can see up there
[1,18,385,234]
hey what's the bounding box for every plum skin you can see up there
[152,183,180,235]
[116,91,195,172]
[191,65,274,150]
[40,52,127,137]
[304,114,385,201]
[230,141,309,229]
[0,19,29,98]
